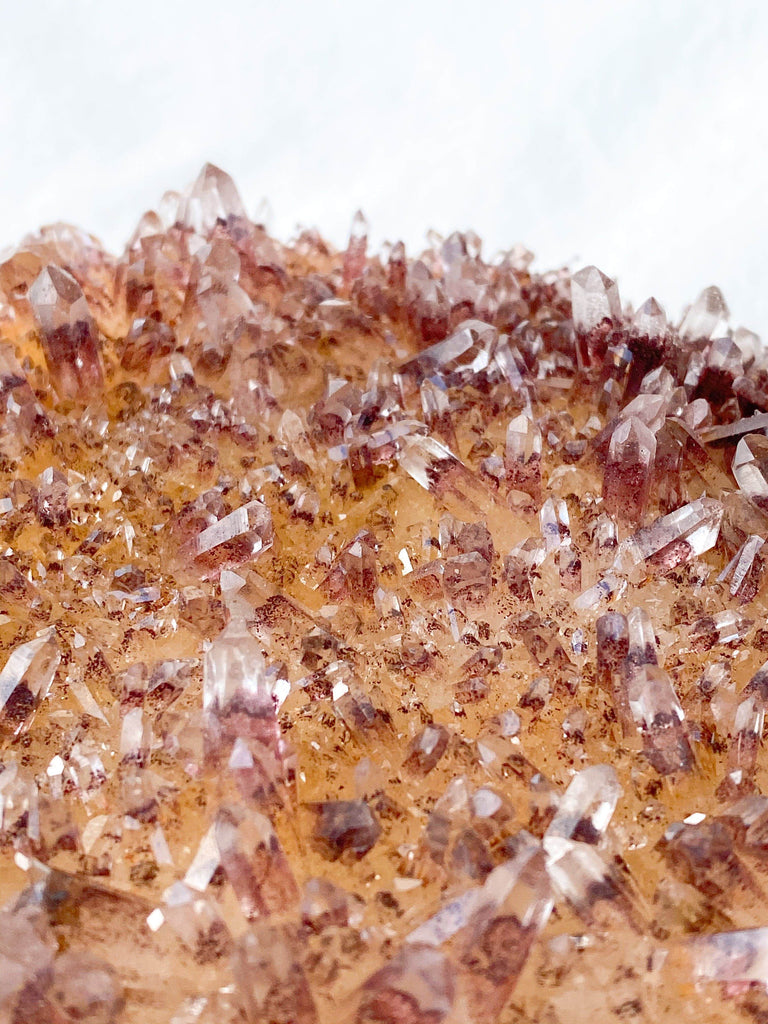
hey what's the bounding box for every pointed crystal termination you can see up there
[322,530,378,604]
[355,944,456,1024]
[176,497,274,580]
[632,297,667,339]
[162,882,231,961]
[204,620,271,718]
[505,413,542,503]
[215,805,299,919]
[407,836,553,1024]
[203,619,291,794]
[545,765,621,844]
[596,612,632,729]
[596,612,629,684]
[543,834,642,931]
[626,607,659,667]
[718,534,766,602]
[398,435,497,517]
[28,264,104,399]
[725,660,768,788]
[679,285,729,342]
[181,162,247,235]
[0,628,60,741]
[623,663,694,775]
[342,209,369,287]
[602,417,656,529]
[571,265,621,333]
[232,922,318,1024]
[613,496,724,576]
[399,319,499,393]
[732,433,768,514]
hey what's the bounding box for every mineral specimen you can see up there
[0,163,767,1023]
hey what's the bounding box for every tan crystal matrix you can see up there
[1,164,768,1022]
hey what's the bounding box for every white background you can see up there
[1,0,766,336]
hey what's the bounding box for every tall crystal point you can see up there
[505,413,542,502]
[624,663,694,775]
[29,264,104,398]
[571,265,621,333]
[182,161,247,234]
[679,285,729,342]
[204,619,272,718]
[603,417,656,528]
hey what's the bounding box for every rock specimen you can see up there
[0,163,767,1022]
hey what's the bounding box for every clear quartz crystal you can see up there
[603,417,656,528]
[0,628,60,738]
[732,433,768,512]
[679,285,729,341]
[28,264,104,398]
[545,765,621,842]
[613,496,724,574]
[203,619,270,716]
[571,266,621,332]
[632,297,667,338]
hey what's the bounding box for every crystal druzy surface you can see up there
[1,164,768,1022]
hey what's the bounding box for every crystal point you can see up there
[29,264,104,398]
[571,265,621,332]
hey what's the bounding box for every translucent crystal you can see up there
[545,765,621,843]
[624,663,694,774]
[407,836,553,1024]
[28,264,104,398]
[0,628,60,740]
[543,835,641,930]
[505,413,542,502]
[403,723,450,775]
[215,804,299,919]
[733,433,768,513]
[188,498,274,577]
[613,497,723,575]
[203,620,270,717]
[603,417,656,528]
[679,285,729,342]
[233,922,318,1024]
[342,208,369,286]
[632,296,667,338]
[626,606,658,667]
[355,944,455,1024]
[571,265,621,332]
[181,162,247,235]
[399,435,496,516]
[718,534,765,602]
[399,319,499,391]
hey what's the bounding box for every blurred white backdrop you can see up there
[1,0,766,334]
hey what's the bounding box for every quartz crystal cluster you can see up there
[2,165,768,1023]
